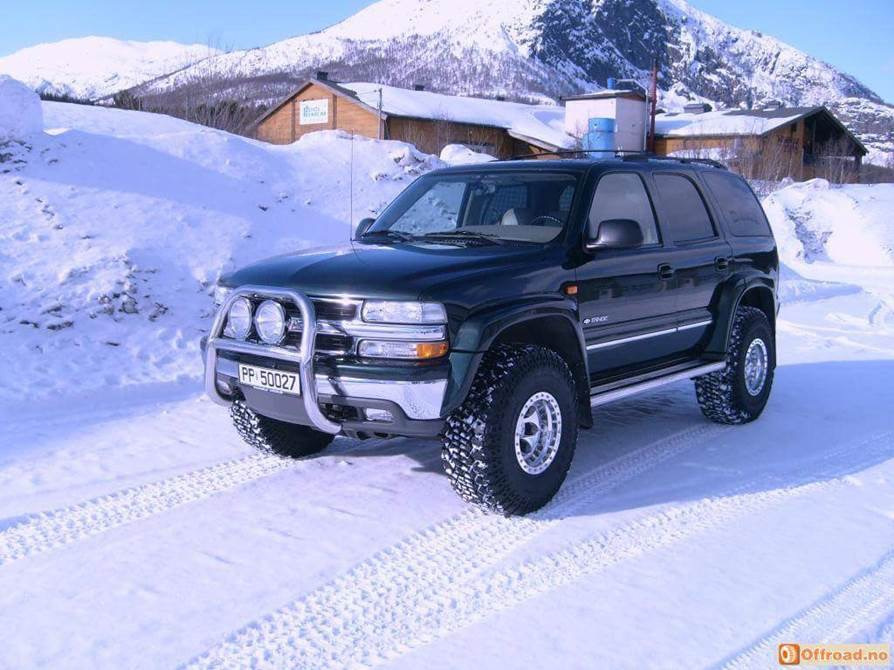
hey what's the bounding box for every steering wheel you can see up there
[528,215,564,227]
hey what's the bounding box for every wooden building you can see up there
[654,105,867,181]
[251,76,572,159]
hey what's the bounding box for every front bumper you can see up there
[204,286,447,437]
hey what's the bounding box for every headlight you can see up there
[362,301,447,324]
[254,300,286,344]
[224,297,252,339]
[358,339,448,360]
[213,285,232,307]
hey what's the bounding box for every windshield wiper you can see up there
[420,230,508,246]
[358,229,418,242]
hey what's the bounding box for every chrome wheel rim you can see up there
[514,392,562,475]
[744,338,769,396]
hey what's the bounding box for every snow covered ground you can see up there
[1,101,892,669]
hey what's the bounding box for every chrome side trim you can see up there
[586,319,713,351]
[204,286,341,434]
[590,361,725,407]
[587,327,676,350]
[214,358,446,420]
[677,319,713,332]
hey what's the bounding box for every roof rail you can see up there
[505,149,728,169]
[620,153,729,170]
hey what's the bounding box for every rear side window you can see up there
[653,174,715,243]
[702,172,772,236]
[588,173,660,245]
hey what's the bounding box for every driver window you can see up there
[588,173,660,245]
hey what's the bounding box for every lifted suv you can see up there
[203,157,778,515]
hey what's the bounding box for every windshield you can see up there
[365,172,579,244]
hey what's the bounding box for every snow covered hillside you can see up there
[0,37,220,101]
[1,101,892,669]
[0,100,441,402]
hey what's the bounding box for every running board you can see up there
[590,361,725,407]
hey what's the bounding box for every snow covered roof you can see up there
[563,89,646,101]
[655,106,818,138]
[654,105,867,154]
[256,79,576,152]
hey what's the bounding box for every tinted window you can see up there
[588,173,659,245]
[702,172,772,236]
[654,174,715,242]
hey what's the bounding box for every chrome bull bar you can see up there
[203,285,341,434]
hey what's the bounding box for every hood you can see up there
[223,241,567,304]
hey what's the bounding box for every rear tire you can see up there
[442,344,578,516]
[231,400,335,458]
[695,306,775,424]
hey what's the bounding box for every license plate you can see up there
[238,363,301,396]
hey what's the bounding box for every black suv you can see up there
[203,157,778,515]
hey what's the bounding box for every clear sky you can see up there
[3,0,892,101]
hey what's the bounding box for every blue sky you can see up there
[3,0,892,101]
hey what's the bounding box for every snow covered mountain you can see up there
[130,0,893,159]
[0,36,219,101]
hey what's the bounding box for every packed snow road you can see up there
[0,325,892,668]
[1,99,893,668]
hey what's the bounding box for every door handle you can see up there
[657,263,674,280]
[714,256,730,271]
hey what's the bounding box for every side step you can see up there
[590,361,725,407]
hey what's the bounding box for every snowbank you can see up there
[762,179,894,267]
[439,144,496,165]
[0,76,43,142]
[0,105,441,402]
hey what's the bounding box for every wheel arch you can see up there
[444,307,592,427]
[705,275,777,358]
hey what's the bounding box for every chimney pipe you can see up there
[647,59,658,153]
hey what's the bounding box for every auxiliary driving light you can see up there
[224,297,253,339]
[254,300,286,344]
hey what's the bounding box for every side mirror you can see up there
[354,217,376,239]
[585,219,643,251]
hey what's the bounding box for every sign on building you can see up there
[299,99,329,125]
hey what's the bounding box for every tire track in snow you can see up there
[718,549,894,669]
[186,431,892,670]
[0,454,293,565]
[184,423,730,669]
[0,435,403,565]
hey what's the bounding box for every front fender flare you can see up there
[443,298,586,417]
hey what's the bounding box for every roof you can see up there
[654,106,867,154]
[253,79,577,152]
[563,89,646,102]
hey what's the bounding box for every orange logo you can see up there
[779,643,801,665]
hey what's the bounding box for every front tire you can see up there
[695,306,775,424]
[442,344,578,516]
[231,400,335,458]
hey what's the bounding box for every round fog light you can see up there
[255,300,286,344]
[224,297,252,339]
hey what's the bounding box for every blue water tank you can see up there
[583,117,615,153]
[607,77,617,90]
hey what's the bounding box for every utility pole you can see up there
[648,57,658,153]
[377,87,383,140]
